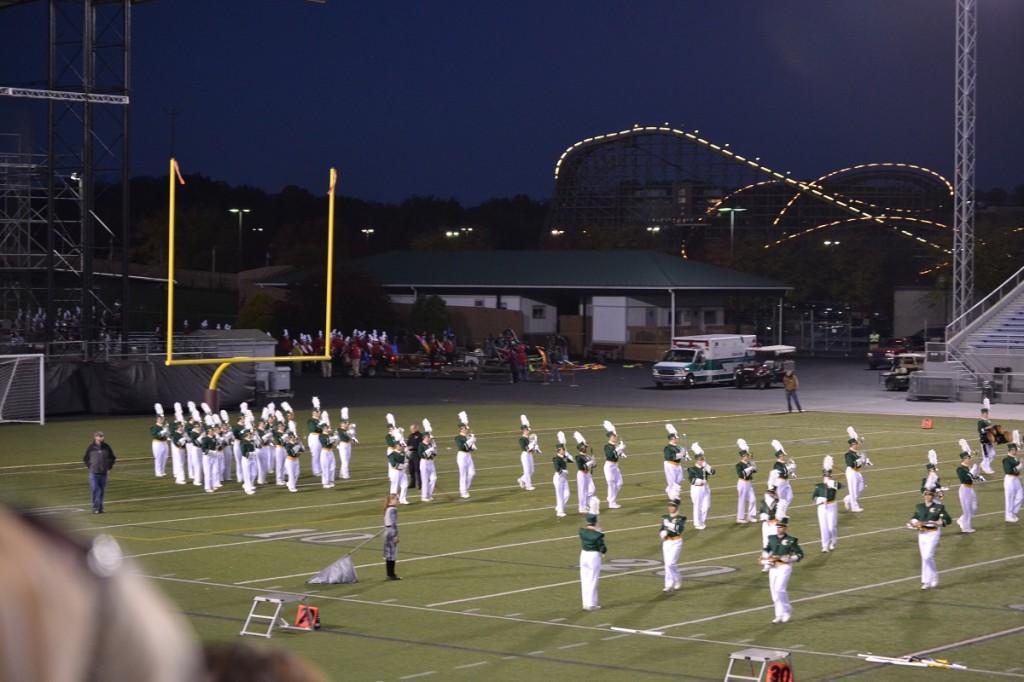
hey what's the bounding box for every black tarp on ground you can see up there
[46,361,255,415]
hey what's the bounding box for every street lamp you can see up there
[361,227,375,243]
[716,206,747,259]
[229,208,251,269]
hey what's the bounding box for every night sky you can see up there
[2,0,1023,205]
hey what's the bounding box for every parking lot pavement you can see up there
[291,357,1024,421]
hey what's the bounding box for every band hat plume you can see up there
[200,402,212,416]
[771,439,785,456]
[665,423,678,439]
[737,438,750,455]
[340,407,349,421]
[154,402,164,417]
[823,455,834,473]
[520,414,530,429]
[982,397,991,413]
[1011,430,1020,450]
[958,438,971,456]
[458,410,469,427]
[556,430,567,447]
[422,418,432,434]
[219,409,229,424]
[602,420,616,436]
[320,412,331,427]
[927,449,939,469]
[691,442,705,458]
[847,426,859,444]
[280,401,292,414]
[573,431,586,445]
[312,396,321,412]
[386,413,396,428]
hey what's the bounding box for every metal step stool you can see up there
[724,648,793,681]
[240,593,307,638]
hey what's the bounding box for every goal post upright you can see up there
[164,159,336,410]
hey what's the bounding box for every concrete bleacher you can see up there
[965,295,1024,351]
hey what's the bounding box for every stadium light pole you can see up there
[717,207,747,259]
[229,208,251,270]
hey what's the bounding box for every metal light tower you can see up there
[952,0,976,321]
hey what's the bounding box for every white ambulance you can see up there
[652,334,757,388]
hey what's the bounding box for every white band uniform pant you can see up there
[152,440,169,477]
[338,442,352,480]
[576,471,594,513]
[389,466,409,503]
[760,520,776,551]
[662,538,682,589]
[958,484,977,531]
[307,434,322,476]
[285,456,300,492]
[274,446,287,485]
[1004,475,1022,521]
[664,462,682,499]
[604,461,622,506]
[981,443,996,474]
[690,481,710,529]
[241,455,255,494]
[187,444,202,486]
[320,448,336,488]
[170,444,186,484]
[816,500,838,548]
[457,451,475,497]
[553,472,570,515]
[579,550,602,609]
[768,562,793,621]
[845,467,864,511]
[918,529,940,587]
[736,479,755,522]
[420,459,437,500]
[231,441,243,482]
[775,479,793,506]
[518,451,534,489]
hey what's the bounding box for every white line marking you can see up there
[500,656,518,660]
[453,662,489,670]
[526,650,545,656]
[557,642,588,649]
[549,617,566,622]
[462,608,480,613]
[601,634,630,641]
[690,633,706,638]
[398,672,436,680]
[909,625,1024,657]
[735,638,754,644]
[380,598,398,603]
[789,644,805,649]
[504,612,521,617]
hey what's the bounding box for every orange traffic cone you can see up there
[921,418,934,429]
[294,604,319,631]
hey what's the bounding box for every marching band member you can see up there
[552,431,572,517]
[517,415,537,491]
[186,402,203,487]
[231,409,246,483]
[735,438,757,523]
[687,444,714,529]
[812,456,843,552]
[307,397,324,479]
[418,419,437,502]
[602,421,626,509]
[578,513,606,610]
[921,449,943,497]
[284,420,304,493]
[318,414,337,489]
[338,407,356,481]
[272,411,288,486]
[758,486,780,569]
[955,440,981,533]
[1003,433,1022,523]
[455,412,477,499]
[200,404,220,493]
[663,424,688,500]
[239,415,256,495]
[770,440,794,505]
[978,399,997,475]
[659,499,686,592]
[170,403,188,485]
[907,488,952,589]
[218,410,233,486]
[842,427,871,512]
[386,413,400,476]
[150,403,170,478]
[574,431,596,514]
[761,505,802,623]
[387,427,410,504]
[254,411,272,485]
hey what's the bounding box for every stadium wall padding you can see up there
[46,361,255,416]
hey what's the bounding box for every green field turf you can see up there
[2,406,1023,681]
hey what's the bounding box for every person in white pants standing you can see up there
[843,427,870,513]
[762,515,803,623]
[659,499,685,592]
[573,431,595,513]
[150,404,170,478]
[663,425,687,500]
[517,415,537,491]
[307,398,324,480]
[578,513,606,610]
[686,445,714,529]
[170,418,187,485]
[418,420,437,501]
[552,432,572,517]
[812,456,843,552]
[908,488,952,589]
[769,441,793,506]
[601,421,625,509]
[955,444,980,533]
[338,407,356,480]
[283,427,303,492]
[318,421,338,489]
[735,439,757,523]
[387,433,410,504]
[455,413,477,499]
[978,400,997,475]
[1003,437,1022,523]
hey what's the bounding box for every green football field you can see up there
[2,405,1023,681]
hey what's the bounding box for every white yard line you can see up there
[909,625,1024,657]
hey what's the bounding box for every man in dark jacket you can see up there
[83,431,116,513]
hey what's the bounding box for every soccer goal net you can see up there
[0,354,45,425]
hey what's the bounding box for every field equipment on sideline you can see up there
[240,593,310,638]
[0,354,44,424]
[723,648,793,681]
[307,529,385,585]
[858,653,966,670]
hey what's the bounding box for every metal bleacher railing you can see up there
[946,263,1024,343]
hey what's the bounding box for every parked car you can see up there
[734,345,796,388]
[867,328,945,369]
[881,353,925,391]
